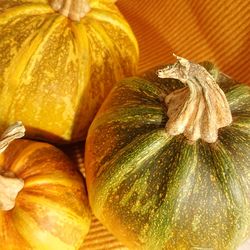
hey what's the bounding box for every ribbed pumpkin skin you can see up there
[85,64,250,250]
[0,139,91,250]
[0,0,138,143]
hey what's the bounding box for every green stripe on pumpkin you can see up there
[91,129,172,217]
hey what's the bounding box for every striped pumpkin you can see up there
[85,57,250,250]
[0,123,91,250]
[0,0,138,143]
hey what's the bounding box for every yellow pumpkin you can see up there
[0,0,138,143]
[0,122,91,250]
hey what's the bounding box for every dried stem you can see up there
[50,0,91,21]
[0,122,25,210]
[0,121,25,153]
[157,55,232,143]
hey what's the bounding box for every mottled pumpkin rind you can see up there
[0,0,138,143]
[0,139,91,250]
[85,63,250,250]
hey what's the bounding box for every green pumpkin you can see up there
[85,56,250,250]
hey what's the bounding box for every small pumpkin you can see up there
[85,56,250,250]
[0,122,91,250]
[0,0,138,143]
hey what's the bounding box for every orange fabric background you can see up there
[80,0,250,249]
[117,0,250,84]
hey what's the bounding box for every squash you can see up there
[0,122,91,250]
[85,56,250,250]
[0,0,138,143]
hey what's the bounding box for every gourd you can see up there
[85,56,250,250]
[0,122,91,250]
[0,0,138,143]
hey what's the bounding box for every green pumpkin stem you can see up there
[157,55,232,143]
[0,122,25,211]
[50,0,91,21]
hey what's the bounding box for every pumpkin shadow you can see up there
[21,125,71,145]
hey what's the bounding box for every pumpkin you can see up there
[0,122,91,250]
[85,56,250,250]
[0,0,138,143]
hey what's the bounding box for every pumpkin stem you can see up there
[0,122,25,211]
[157,55,232,143]
[0,122,25,154]
[50,0,91,21]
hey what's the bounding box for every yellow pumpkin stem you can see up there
[50,0,91,21]
[157,55,232,143]
[0,122,25,211]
